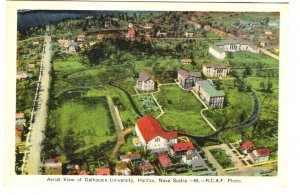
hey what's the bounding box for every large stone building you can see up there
[202,64,230,78]
[135,115,177,152]
[177,70,201,90]
[209,39,260,60]
[136,71,155,92]
[194,80,225,108]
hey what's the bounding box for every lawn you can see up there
[228,52,278,68]
[154,85,213,135]
[48,96,116,152]
[53,55,85,72]
[210,148,234,169]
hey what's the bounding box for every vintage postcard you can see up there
[4,0,289,188]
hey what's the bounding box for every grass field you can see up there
[48,96,116,152]
[228,52,278,68]
[154,85,213,135]
[210,148,234,169]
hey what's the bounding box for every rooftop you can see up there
[95,168,110,175]
[195,80,225,97]
[178,69,201,79]
[203,64,230,69]
[138,71,152,82]
[138,162,154,171]
[136,115,177,142]
[173,142,194,152]
[241,141,253,151]
[157,153,172,168]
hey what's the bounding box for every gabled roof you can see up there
[138,162,154,171]
[16,123,24,131]
[16,113,24,119]
[16,130,22,138]
[157,153,172,168]
[128,30,136,35]
[138,71,153,82]
[178,70,201,80]
[241,141,253,151]
[120,153,141,161]
[173,142,194,152]
[95,168,110,175]
[255,148,270,157]
[136,115,177,142]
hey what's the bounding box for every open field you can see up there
[154,85,213,135]
[48,96,116,152]
[210,148,234,169]
[229,52,278,68]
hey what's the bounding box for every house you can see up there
[120,153,141,163]
[77,34,85,42]
[45,157,62,175]
[128,23,133,28]
[194,80,225,108]
[16,71,28,80]
[126,30,136,39]
[138,162,155,176]
[32,41,39,46]
[156,31,167,38]
[182,150,209,171]
[97,33,104,40]
[15,123,24,131]
[177,70,201,90]
[209,45,226,60]
[135,115,177,152]
[191,158,209,171]
[141,23,153,29]
[248,148,270,163]
[16,112,25,119]
[240,141,253,153]
[78,170,88,175]
[94,168,110,175]
[115,163,131,176]
[65,41,77,53]
[16,130,22,143]
[204,25,211,31]
[202,64,230,78]
[136,71,155,92]
[157,153,172,169]
[26,63,36,72]
[180,58,192,65]
[89,41,97,47]
[172,142,194,155]
[184,32,194,38]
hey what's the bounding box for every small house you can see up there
[138,162,155,176]
[120,153,141,163]
[240,141,253,154]
[45,157,62,175]
[157,153,172,169]
[16,130,22,143]
[115,163,131,176]
[172,142,194,155]
[94,168,110,175]
[126,30,136,39]
[180,58,192,65]
[248,148,270,163]
[77,34,85,42]
[136,71,155,92]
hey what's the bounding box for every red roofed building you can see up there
[16,113,24,119]
[172,142,194,154]
[78,170,88,175]
[138,162,155,176]
[135,115,177,151]
[94,168,110,176]
[126,30,136,39]
[248,148,270,163]
[77,34,85,42]
[16,130,22,143]
[157,153,172,168]
[240,141,253,153]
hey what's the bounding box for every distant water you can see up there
[17,10,158,31]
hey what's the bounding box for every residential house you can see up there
[202,64,230,78]
[16,71,28,80]
[120,153,141,163]
[16,112,25,119]
[78,170,88,175]
[194,80,225,108]
[97,33,104,40]
[240,141,253,154]
[184,32,194,38]
[94,168,110,175]
[32,41,39,46]
[204,25,211,31]
[156,31,167,38]
[136,71,155,92]
[141,23,153,29]
[126,30,136,39]
[45,157,62,175]
[134,115,177,152]
[177,70,201,90]
[26,63,35,72]
[16,123,24,131]
[172,142,194,155]
[128,23,133,28]
[115,163,131,176]
[16,130,22,143]
[209,45,226,60]
[157,153,172,169]
[248,148,270,163]
[180,58,192,65]
[77,34,86,42]
[138,162,155,176]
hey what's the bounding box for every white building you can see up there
[202,64,230,78]
[209,45,226,60]
[135,115,177,152]
[248,149,270,163]
[136,71,155,92]
[194,80,225,108]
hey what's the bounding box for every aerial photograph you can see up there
[15,10,279,176]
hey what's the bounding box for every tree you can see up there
[267,81,273,93]
[260,81,265,91]
[239,111,247,123]
[63,129,80,160]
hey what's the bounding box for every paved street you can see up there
[24,34,52,174]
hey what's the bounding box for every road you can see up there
[24,34,52,174]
